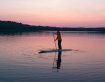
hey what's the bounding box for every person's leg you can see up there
[58,40,60,49]
[58,40,62,49]
[60,40,62,49]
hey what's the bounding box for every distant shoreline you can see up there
[0,20,105,32]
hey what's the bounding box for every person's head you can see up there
[57,31,60,33]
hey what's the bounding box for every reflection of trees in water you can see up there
[0,31,57,37]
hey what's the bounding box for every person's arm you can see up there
[55,36,58,41]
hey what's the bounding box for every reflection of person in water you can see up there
[56,51,62,69]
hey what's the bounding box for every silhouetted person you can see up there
[54,31,62,49]
[56,51,62,69]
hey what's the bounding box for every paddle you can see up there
[53,33,57,50]
[52,33,57,69]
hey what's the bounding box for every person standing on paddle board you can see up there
[54,31,62,49]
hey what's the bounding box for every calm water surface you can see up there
[0,31,105,82]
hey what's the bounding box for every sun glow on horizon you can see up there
[0,0,105,27]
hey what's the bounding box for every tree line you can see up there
[0,20,105,32]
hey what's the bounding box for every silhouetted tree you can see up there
[0,20,105,32]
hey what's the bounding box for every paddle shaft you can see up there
[53,33,57,50]
[52,33,57,69]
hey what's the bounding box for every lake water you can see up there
[0,31,105,82]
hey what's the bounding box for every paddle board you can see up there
[39,49,72,53]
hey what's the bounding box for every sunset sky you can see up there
[0,0,105,27]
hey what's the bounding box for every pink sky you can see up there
[0,0,105,27]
